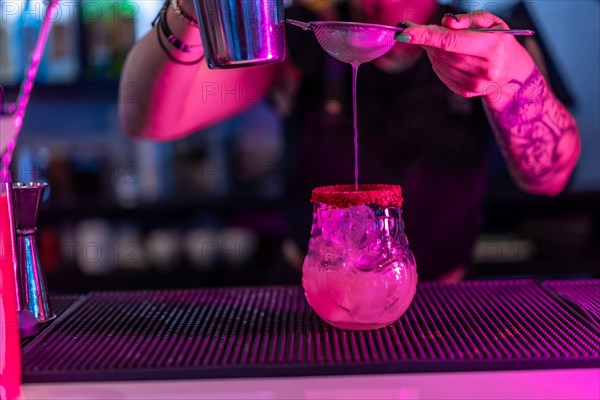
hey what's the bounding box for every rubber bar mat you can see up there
[20,295,83,347]
[22,280,600,383]
[543,280,600,328]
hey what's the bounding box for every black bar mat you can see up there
[543,280,600,328]
[20,295,83,347]
[22,280,600,383]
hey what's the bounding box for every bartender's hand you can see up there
[397,10,581,197]
[397,10,535,111]
[119,0,280,140]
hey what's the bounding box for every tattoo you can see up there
[487,68,579,191]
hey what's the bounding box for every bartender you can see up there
[119,0,580,281]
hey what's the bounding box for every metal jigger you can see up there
[6,182,55,336]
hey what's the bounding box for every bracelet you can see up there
[153,2,204,65]
[156,20,204,65]
[170,0,198,26]
[159,5,203,53]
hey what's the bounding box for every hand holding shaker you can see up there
[192,0,286,69]
[0,189,21,400]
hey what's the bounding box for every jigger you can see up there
[6,182,55,334]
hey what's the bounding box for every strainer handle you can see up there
[470,29,535,35]
[286,19,316,31]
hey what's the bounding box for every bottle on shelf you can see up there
[0,0,23,85]
[81,0,136,78]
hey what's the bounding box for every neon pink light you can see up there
[262,0,273,59]
[13,116,22,130]
[0,194,21,400]
[1,0,61,183]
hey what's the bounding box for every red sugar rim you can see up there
[311,184,403,208]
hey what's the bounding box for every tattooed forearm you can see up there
[485,68,581,196]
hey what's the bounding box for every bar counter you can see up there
[20,279,600,399]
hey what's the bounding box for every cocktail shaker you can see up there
[192,0,286,69]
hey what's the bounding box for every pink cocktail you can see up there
[302,184,417,330]
[0,193,21,400]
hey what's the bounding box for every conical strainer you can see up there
[287,19,403,65]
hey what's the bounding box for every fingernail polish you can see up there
[396,22,408,29]
[444,13,460,22]
[396,33,411,43]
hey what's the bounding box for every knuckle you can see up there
[483,64,499,81]
[474,81,486,95]
[440,31,458,52]
[419,29,433,47]
[464,83,481,98]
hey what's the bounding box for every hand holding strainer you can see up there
[286,19,534,65]
[287,19,405,64]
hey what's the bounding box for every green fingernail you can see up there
[396,33,411,43]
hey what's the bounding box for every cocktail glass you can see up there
[302,184,417,330]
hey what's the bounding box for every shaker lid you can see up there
[311,184,403,208]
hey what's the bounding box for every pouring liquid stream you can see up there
[286,19,407,191]
[352,62,359,191]
[286,18,535,193]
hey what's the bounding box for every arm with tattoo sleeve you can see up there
[402,10,581,196]
[484,67,581,196]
